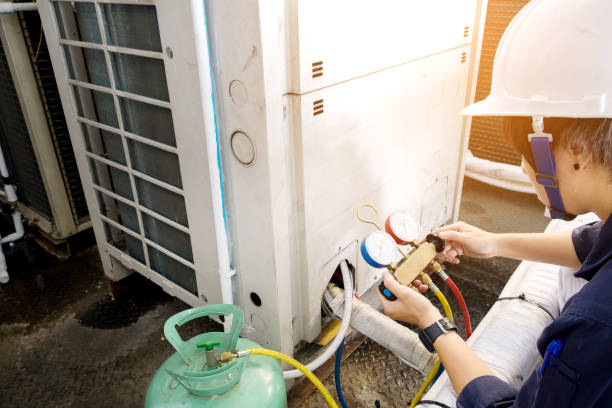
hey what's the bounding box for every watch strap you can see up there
[418,318,457,353]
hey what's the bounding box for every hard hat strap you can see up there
[528,117,574,220]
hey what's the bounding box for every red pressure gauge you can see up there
[385,211,419,245]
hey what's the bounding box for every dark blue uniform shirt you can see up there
[457,215,612,408]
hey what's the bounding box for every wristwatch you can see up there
[418,317,457,352]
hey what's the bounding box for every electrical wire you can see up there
[496,292,555,320]
[34,23,43,62]
[414,399,453,408]
[283,260,353,379]
[334,339,349,408]
[245,348,339,408]
[444,277,472,338]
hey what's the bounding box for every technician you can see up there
[378,0,612,406]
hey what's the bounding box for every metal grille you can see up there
[0,39,53,220]
[50,1,196,295]
[17,3,89,222]
[468,1,529,165]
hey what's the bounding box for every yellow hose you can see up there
[246,348,339,408]
[432,287,454,323]
[409,360,441,408]
[409,288,454,408]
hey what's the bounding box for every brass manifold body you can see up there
[387,241,444,291]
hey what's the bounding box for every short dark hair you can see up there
[503,117,612,174]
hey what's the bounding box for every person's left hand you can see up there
[377,272,442,329]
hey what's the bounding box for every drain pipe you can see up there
[0,144,23,283]
[1,211,23,244]
[190,0,234,319]
[0,2,37,14]
[0,237,6,284]
[326,285,437,374]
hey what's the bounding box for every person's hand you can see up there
[432,221,498,264]
[377,272,442,329]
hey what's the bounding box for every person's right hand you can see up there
[432,221,498,264]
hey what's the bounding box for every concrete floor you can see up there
[0,177,549,407]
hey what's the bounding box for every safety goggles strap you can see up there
[528,134,568,220]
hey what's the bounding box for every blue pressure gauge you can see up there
[360,230,399,269]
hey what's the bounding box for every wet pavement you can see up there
[0,178,549,407]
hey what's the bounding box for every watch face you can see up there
[437,318,455,332]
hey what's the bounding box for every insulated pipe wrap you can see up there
[420,214,599,408]
[328,286,436,374]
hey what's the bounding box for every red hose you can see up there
[444,277,473,338]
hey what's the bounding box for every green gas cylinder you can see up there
[145,304,287,408]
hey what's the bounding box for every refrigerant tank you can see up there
[145,305,286,407]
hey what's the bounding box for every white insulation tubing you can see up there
[0,141,10,177]
[2,184,17,203]
[0,141,17,202]
[419,215,598,408]
[283,260,353,379]
[0,3,37,13]
[1,211,23,244]
[465,150,536,194]
[465,170,536,194]
[0,232,7,284]
[328,285,436,374]
[419,261,560,407]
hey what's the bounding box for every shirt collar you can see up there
[575,214,612,280]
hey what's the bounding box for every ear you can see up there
[570,146,593,170]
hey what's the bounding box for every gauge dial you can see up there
[385,211,419,245]
[361,230,399,268]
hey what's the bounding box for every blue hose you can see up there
[333,264,354,408]
[433,363,444,382]
[335,339,349,408]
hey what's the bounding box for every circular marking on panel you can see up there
[229,79,248,105]
[230,131,256,166]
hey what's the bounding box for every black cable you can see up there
[495,292,555,320]
[414,399,453,408]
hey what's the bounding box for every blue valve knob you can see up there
[379,282,397,301]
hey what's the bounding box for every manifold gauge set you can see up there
[357,204,446,301]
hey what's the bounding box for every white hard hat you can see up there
[462,0,612,118]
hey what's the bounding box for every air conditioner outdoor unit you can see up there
[0,7,90,242]
[38,0,486,354]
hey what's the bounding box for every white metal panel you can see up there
[293,45,471,340]
[205,0,297,351]
[291,0,477,93]
[38,0,223,307]
[155,0,222,307]
[207,0,484,349]
[38,0,125,281]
